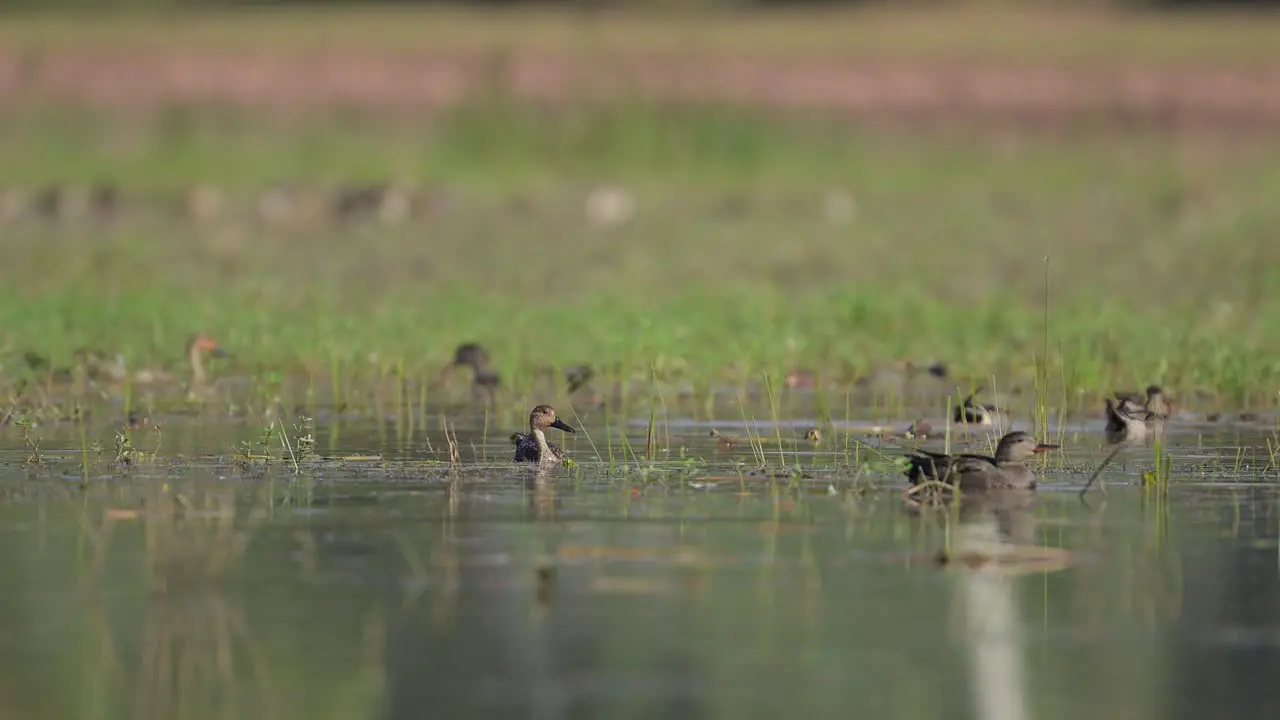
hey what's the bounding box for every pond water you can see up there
[0,406,1277,720]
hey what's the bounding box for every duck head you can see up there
[1144,385,1172,417]
[452,343,491,369]
[186,333,229,359]
[530,404,575,433]
[995,431,1059,463]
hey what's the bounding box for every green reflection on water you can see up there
[0,416,1274,720]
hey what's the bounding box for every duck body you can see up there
[853,359,948,396]
[472,369,501,396]
[24,335,226,394]
[563,364,595,394]
[1143,387,1173,420]
[446,342,501,402]
[953,394,1009,426]
[905,431,1057,491]
[1105,397,1164,444]
[903,420,933,440]
[1113,385,1175,419]
[512,433,567,464]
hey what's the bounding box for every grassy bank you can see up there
[2,103,1279,413]
[2,102,905,191]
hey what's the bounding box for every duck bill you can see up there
[550,419,576,433]
[210,347,230,359]
[1032,444,1060,453]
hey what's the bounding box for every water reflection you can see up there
[951,496,1035,720]
[0,415,1275,718]
[1169,487,1280,720]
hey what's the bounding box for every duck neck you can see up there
[993,444,1017,464]
[189,346,206,386]
[531,427,554,460]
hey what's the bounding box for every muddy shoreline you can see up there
[2,49,1279,132]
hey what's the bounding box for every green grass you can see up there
[3,101,1280,413]
[0,102,906,190]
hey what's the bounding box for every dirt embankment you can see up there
[2,48,1279,132]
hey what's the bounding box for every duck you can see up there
[1145,388,1174,420]
[75,347,127,383]
[182,333,230,389]
[442,342,501,400]
[851,359,949,394]
[23,335,228,400]
[1113,385,1175,419]
[332,180,412,226]
[903,419,933,440]
[32,184,83,222]
[1105,396,1163,444]
[953,394,1009,426]
[904,430,1059,491]
[528,362,608,405]
[122,333,230,396]
[180,183,224,224]
[513,405,576,464]
[785,369,817,389]
[563,364,595,394]
[450,342,491,373]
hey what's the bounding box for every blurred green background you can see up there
[1,0,1278,409]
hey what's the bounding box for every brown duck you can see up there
[1105,396,1164,444]
[905,431,1059,491]
[132,333,229,390]
[442,342,501,400]
[903,420,933,440]
[1113,385,1175,419]
[513,405,576,464]
[953,394,1010,426]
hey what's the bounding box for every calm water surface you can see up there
[1,408,1278,720]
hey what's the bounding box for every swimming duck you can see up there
[19,345,115,384]
[443,342,500,400]
[903,419,933,440]
[1105,397,1163,444]
[20,337,225,391]
[451,342,488,367]
[183,333,229,388]
[529,362,607,405]
[953,394,1009,426]
[1113,385,1175,419]
[513,404,576,464]
[123,333,230,395]
[851,359,949,393]
[180,183,224,224]
[905,430,1058,491]
[785,369,817,389]
[563,364,595,394]
[332,181,412,226]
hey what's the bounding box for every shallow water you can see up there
[0,407,1278,720]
